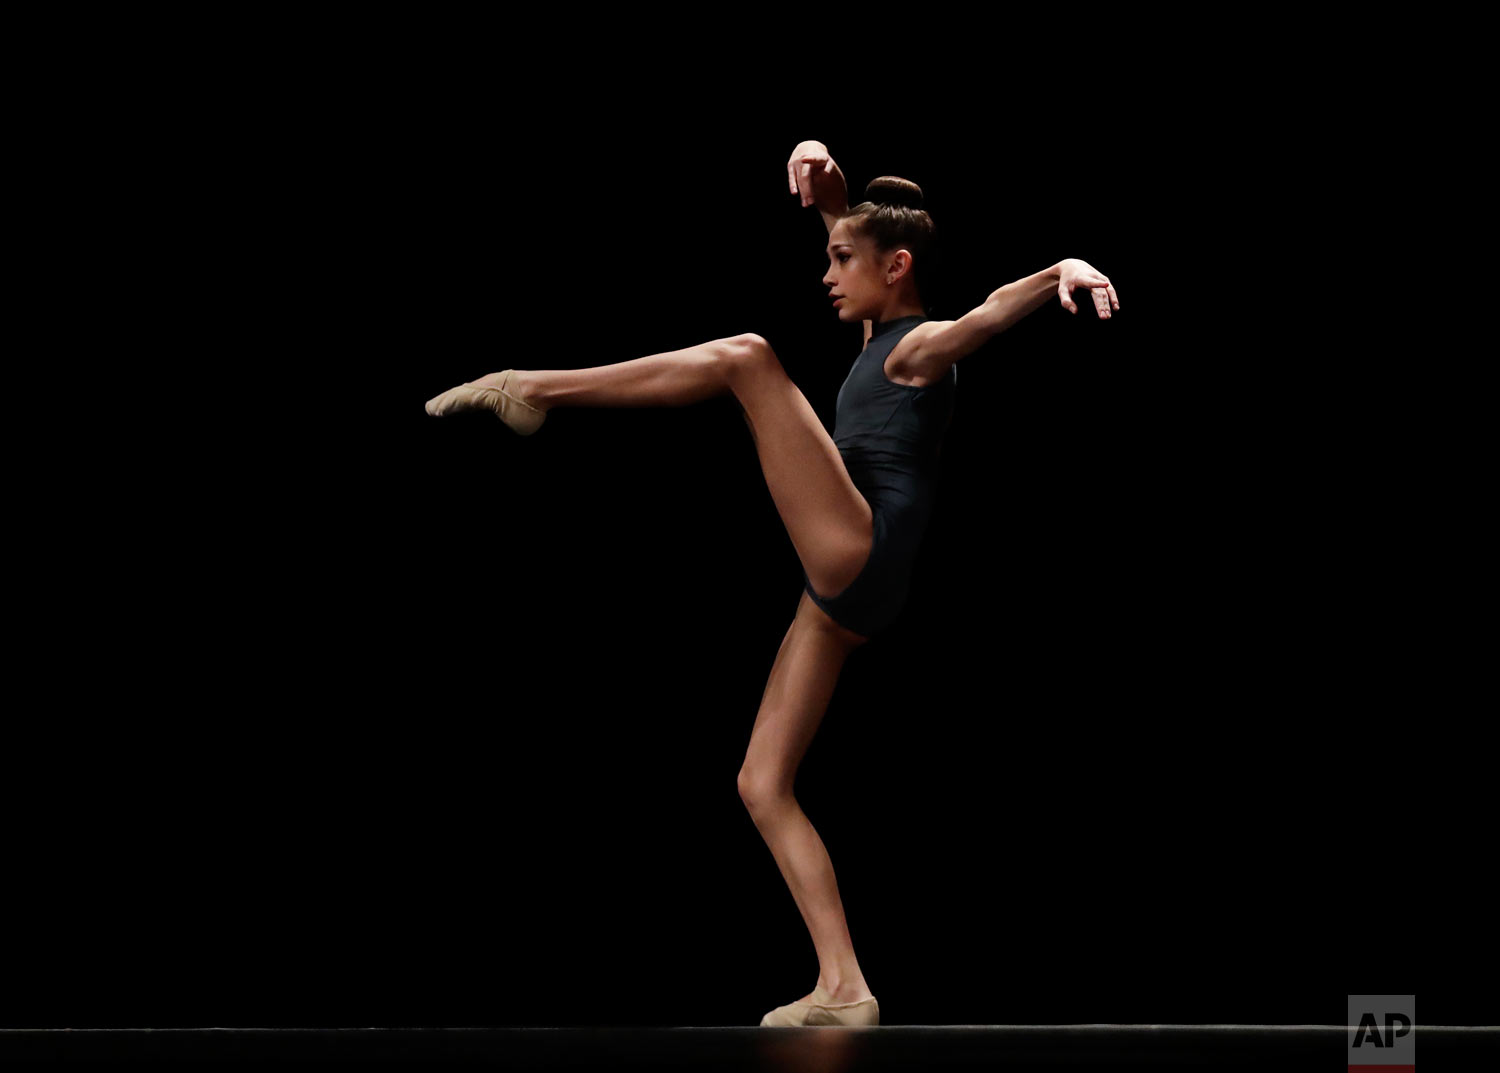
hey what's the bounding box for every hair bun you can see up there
[864,175,924,211]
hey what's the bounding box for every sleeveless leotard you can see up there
[802,314,957,637]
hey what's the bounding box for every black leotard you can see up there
[802,314,957,637]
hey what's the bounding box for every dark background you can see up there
[11,29,1487,1030]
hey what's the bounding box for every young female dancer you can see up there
[425,140,1120,1027]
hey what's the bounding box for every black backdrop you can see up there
[14,27,1488,1031]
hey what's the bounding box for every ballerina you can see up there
[426,138,1119,1026]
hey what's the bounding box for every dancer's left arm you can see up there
[904,258,1120,381]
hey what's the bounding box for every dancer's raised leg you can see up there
[478,336,738,414]
[430,332,875,613]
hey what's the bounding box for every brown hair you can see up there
[842,176,937,314]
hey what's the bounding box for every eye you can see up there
[838,253,849,264]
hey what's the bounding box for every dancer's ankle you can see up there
[816,975,873,1002]
[504,369,549,412]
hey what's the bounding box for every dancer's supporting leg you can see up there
[740,598,876,1011]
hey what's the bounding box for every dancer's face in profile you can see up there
[823,219,883,323]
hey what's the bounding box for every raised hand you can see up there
[1057,259,1120,319]
[786,140,847,211]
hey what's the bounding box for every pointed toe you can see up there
[422,372,546,435]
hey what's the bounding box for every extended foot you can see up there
[424,369,547,435]
[470,370,549,413]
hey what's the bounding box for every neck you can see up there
[876,299,925,323]
[870,312,926,339]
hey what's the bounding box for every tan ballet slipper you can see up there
[759,982,880,1027]
[424,370,546,436]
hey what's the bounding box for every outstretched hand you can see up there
[1057,259,1120,319]
[786,140,847,211]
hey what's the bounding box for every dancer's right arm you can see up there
[788,141,867,345]
[786,140,849,234]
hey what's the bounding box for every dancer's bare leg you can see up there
[465,338,880,1008]
[471,338,735,412]
[740,595,875,1006]
[747,795,875,1004]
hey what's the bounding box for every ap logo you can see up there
[1349,994,1415,1072]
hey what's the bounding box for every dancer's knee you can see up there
[737,764,793,814]
[726,333,780,375]
[733,332,771,354]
